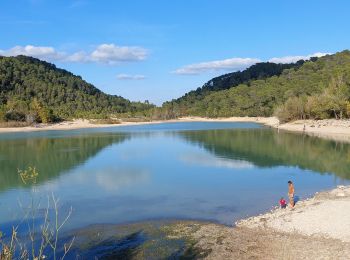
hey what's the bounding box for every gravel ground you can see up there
[237,186,350,243]
[169,222,350,260]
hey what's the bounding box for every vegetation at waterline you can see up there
[0,55,154,124]
[161,51,350,122]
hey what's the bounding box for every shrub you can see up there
[346,101,350,117]
[4,110,26,122]
[275,96,306,123]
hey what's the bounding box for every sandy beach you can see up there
[278,119,350,142]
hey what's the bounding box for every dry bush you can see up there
[0,167,74,260]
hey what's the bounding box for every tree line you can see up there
[158,51,350,122]
[0,55,154,123]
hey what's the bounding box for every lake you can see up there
[1,122,350,233]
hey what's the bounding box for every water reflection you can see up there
[84,167,150,192]
[180,153,254,169]
[0,133,130,191]
[0,123,350,228]
[178,128,350,179]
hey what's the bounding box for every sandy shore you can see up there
[278,119,350,142]
[1,117,349,143]
[0,116,277,133]
[169,185,350,259]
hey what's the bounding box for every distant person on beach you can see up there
[288,181,295,208]
[279,197,287,209]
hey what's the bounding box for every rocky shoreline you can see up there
[169,185,350,259]
[65,186,350,259]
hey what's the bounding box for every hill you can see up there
[0,55,153,123]
[161,61,306,118]
[161,51,350,121]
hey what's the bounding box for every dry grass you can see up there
[0,121,32,128]
[0,167,74,260]
[89,118,121,125]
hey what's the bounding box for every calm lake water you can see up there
[1,122,350,232]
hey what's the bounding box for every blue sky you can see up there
[1,0,349,105]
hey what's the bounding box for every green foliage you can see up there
[0,55,154,122]
[0,105,5,122]
[4,110,26,122]
[18,166,39,184]
[161,51,350,121]
[276,73,350,121]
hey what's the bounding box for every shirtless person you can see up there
[288,181,295,208]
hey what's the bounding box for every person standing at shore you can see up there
[288,181,295,208]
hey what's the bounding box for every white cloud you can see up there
[174,52,332,75]
[90,44,147,64]
[116,74,146,80]
[64,51,87,62]
[173,57,261,75]
[0,43,148,65]
[0,45,65,60]
[268,52,330,64]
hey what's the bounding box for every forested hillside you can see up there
[164,61,305,115]
[0,55,153,123]
[161,51,350,121]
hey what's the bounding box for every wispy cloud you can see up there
[69,0,87,8]
[174,52,331,75]
[173,58,260,75]
[0,43,148,65]
[268,52,331,63]
[0,20,46,25]
[116,74,146,80]
[95,167,150,192]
